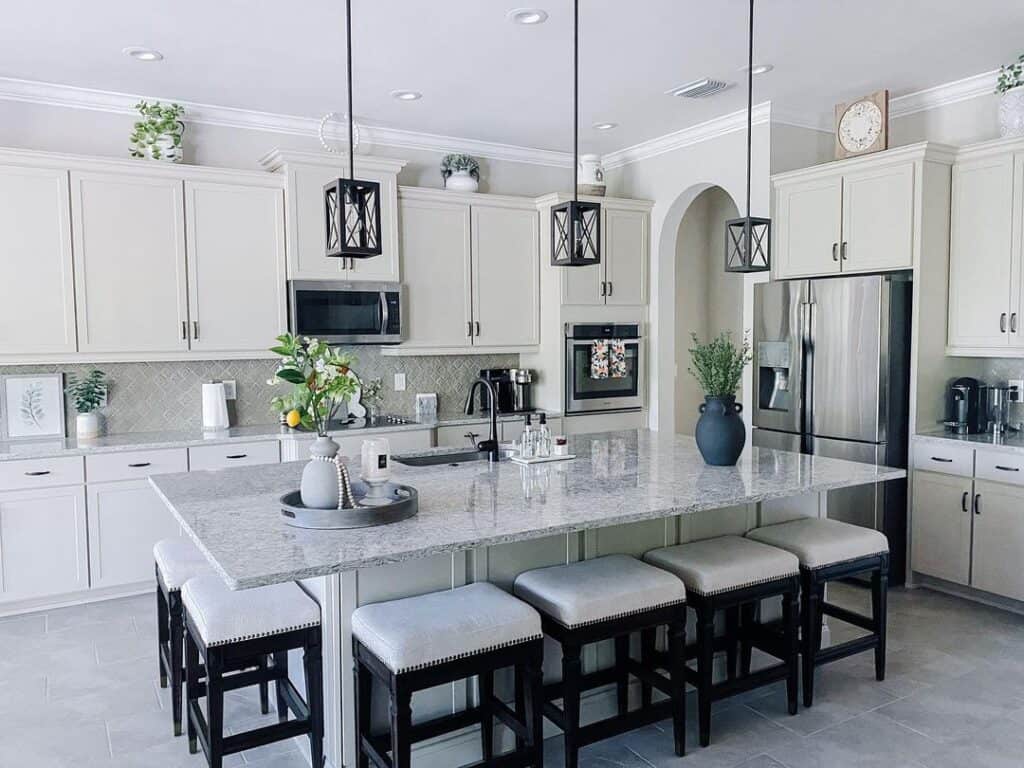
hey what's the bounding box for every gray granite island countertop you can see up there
[150,429,905,590]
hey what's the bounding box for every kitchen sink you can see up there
[393,450,492,467]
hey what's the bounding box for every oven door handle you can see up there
[379,291,389,336]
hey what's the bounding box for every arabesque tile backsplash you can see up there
[0,351,518,436]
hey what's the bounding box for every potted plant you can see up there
[269,334,358,508]
[441,153,480,192]
[688,332,752,466]
[66,369,107,439]
[130,101,185,162]
[997,53,1024,138]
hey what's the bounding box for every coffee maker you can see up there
[477,368,533,413]
[946,377,987,434]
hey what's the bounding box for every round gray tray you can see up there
[280,481,418,530]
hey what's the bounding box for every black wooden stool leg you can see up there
[354,654,372,768]
[206,649,225,768]
[273,650,289,722]
[614,634,630,716]
[156,578,169,688]
[304,630,324,768]
[872,564,889,682]
[479,670,495,761]
[725,606,740,681]
[514,663,526,753]
[168,591,184,737]
[258,656,270,715]
[668,609,687,757]
[389,681,412,768]
[695,602,715,748]
[524,644,545,768]
[640,627,656,707]
[783,586,799,716]
[185,627,200,754]
[561,642,583,768]
[739,602,756,676]
[802,574,825,708]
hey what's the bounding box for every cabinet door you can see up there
[0,486,88,603]
[436,424,486,449]
[287,163,399,281]
[1010,154,1024,350]
[773,176,843,279]
[472,205,540,346]
[71,172,189,353]
[971,479,1024,601]
[87,480,182,589]
[840,162,914,273]
[0,165,77,356]
[948,154,1015,349]
[910,470,972,585]
[185,181,287,353]
[604,208,648,305]
[398,197,473,347]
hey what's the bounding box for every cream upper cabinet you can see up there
[774,176,843,279]
[562,262,605,306]
[910,469,973,586]
[398,196,473,348]
[71,171,189,354]
[472,204,539,346]
[0,165,77,356]
[184,181,287,354]
[604,207,648,305]
[971,479,1024,601]
[259,149,405,282]
[840,162,914,274]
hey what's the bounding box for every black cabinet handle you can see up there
[974,493,982,515]
[930,456,953,463]
[961,491,969,512]
[23,470,51,477]
[995,465,1020,472]
[225,454,247,460]
[128,462,152,468]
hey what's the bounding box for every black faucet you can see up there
[464,377,501,462]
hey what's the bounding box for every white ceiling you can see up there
[2,0,1022,155]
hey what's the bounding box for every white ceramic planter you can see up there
[999,86,1024,138]
[76,411,102,440]
[445,169,479,192]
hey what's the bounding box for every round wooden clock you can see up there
[834,90,889,159]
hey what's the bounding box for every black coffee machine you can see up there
[477,368,533,414]
[946,377,987,434]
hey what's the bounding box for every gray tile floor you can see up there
[1,583,1023,767]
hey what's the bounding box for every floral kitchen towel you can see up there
[590,339,610,379]
[609,339,627,379]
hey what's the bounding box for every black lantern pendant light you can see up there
[324,0,382,259]
[551,0,601,267]
[725,0,770,273]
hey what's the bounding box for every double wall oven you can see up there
[564,323,644,414]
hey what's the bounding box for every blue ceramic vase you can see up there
[695,396,746,466]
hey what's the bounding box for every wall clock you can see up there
[834,90,889,159]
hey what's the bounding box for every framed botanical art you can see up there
[1,373,66,440]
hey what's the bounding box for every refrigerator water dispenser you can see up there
[757,341,792,412]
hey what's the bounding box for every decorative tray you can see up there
[280,481,418,530]
[510,453,576,466]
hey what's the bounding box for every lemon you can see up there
[285,409,302,428]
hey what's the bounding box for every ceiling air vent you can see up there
[665,78,731,98]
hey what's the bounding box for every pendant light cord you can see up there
[745,0,753,221]
[573,0,579,203]
[346,0,355,181]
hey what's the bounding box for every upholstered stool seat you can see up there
[182,576,323,768]
[644,536,801,748]
[746,518,890,708]
[514,555,688,768]
[154,538,214,591]
[352,583,545,768]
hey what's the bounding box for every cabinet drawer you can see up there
[86,448,188,483]
[188,441,280,471]
[975,450,1024,486]
[0,456,84,490]
[911,441,974,476]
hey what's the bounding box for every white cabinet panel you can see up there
[398,197,472,348]
[910,441,974,477]
[1012,154,1024,351]
[87,479,181,589]
[974,450,1024,486]
[971,479,1024,601]
[604,208,648,305]
[188,440,281,471]
[774,176,843,279]
[910,470,972,586]
[86,448,188,483]
[472,205,539,346]
[0,486,88,603]
[841,162,914,273]
[561,263,605,306]
[0,165,77,355]
[71,172,189,353]
[185,182,286,353]
[947,154,1016,350]
[0,456,85,491]
[435,424,486,449]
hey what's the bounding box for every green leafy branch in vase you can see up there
[687,331,752,398]
[269,334,358,435]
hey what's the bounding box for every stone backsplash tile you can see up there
[0,350,518,436]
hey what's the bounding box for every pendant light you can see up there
[724,0,770,273]
[324,0,382,259]
[551,0,601,267]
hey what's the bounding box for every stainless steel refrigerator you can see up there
[752,274,911,583]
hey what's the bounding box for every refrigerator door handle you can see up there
[803,299,816,440]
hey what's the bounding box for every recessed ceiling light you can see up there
[741,63,773,75]
[592,122,618,131]
[122,46,163,62]
[507,8,548,25]
[390,90,422,101]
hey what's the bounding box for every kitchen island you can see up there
[151,429,904,768]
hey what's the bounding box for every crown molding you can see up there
[890,69,998,118]
[0,76,574,168]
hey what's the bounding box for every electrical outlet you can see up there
[221,380,237,400]
[1010,379,1024,402]
[394,373,407,392]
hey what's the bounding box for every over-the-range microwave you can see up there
[288,280,404,345]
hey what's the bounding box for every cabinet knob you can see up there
[23,470,51,477]
[607,281,613,297]
[974,493,982,515]
[840,241,848,261]
[1000,313,1008,333]
[832,243,838,262]
[961,490,968,512]
[1012,313,1019,333]
[466,321,473,338]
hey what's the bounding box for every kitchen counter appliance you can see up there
[288,280,403,344]
[564,323,643,414]
[752,274,911,583]
[476,368,534,414]
[945,377,987,434]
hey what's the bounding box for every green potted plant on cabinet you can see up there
[997,53,1024,138]
[66,370,107,439]
[129,101,185,162]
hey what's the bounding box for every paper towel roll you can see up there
[202,382,230,431]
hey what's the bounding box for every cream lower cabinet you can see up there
[971,479,1024,602]
[910,470,973,586]
[0,486,89,604]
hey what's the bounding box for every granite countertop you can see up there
[915,428,1024,456]
[0,411,562,462]
[150,429,906,589]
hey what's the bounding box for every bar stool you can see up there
[746,517,889,706]
[182,575,323,768]
[644,536,801,748]
[513,555,688,768]
[351,582,545,768]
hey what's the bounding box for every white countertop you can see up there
[915,429,1024,457]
